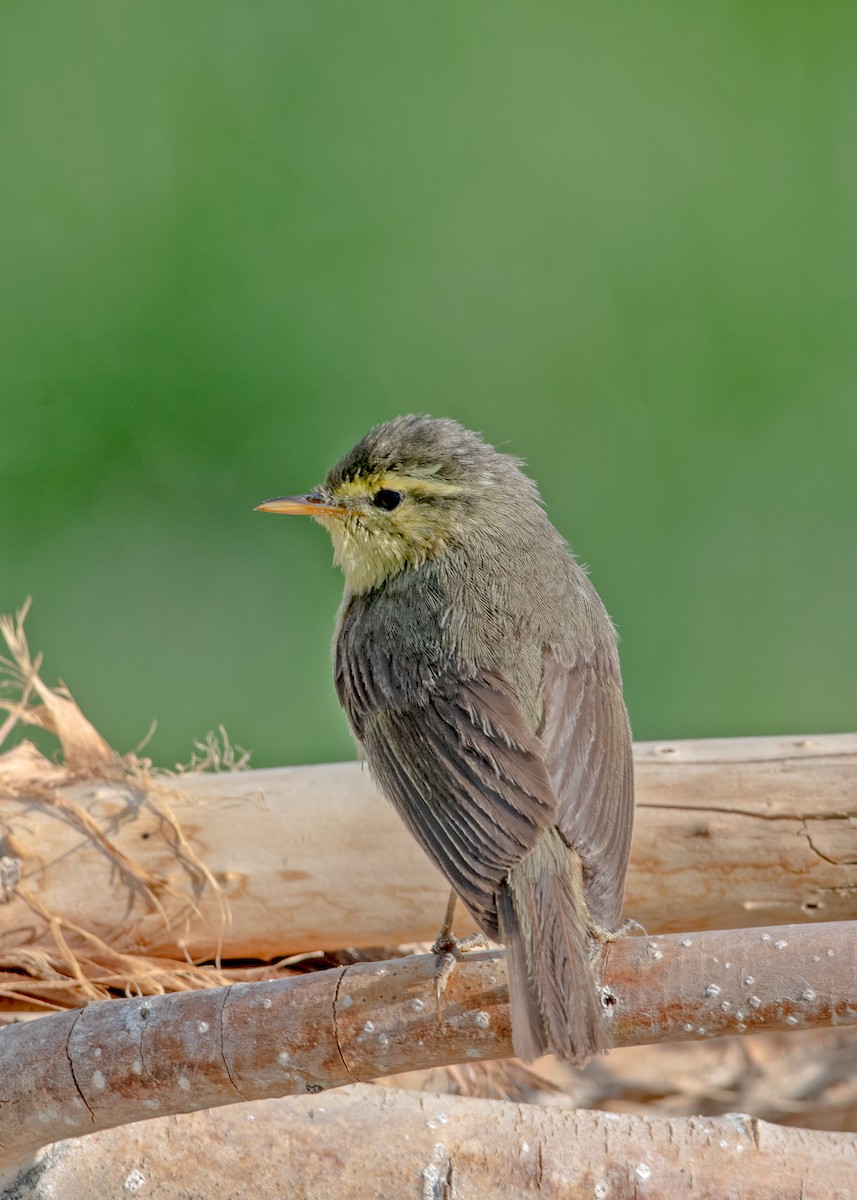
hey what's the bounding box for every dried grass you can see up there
[0,601,232,1008]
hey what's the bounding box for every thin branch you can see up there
[1,920,855,1172]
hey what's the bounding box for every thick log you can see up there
[1,920,855,1175]
[7,1084,856,1200]
[0,734,855,965]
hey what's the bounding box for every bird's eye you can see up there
[372,488,403,511]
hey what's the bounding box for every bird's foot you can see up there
[431,929,489,1020]
[588,917,647,961]
[595,917,647,943]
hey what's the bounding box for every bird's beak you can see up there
[254,493,347,517]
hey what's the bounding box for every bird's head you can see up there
[256,415,534,594]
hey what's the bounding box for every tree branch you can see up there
[2,919,855,1174]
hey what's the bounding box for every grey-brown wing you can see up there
[539,647,635,930]
[348,669,558,938]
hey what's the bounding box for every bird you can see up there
[256,415,635,1065]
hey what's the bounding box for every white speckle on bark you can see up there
[123,1168,146,1193]
[421,1163,440,1200]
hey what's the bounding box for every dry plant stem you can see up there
[1,920,855,1173]
[10,1086,857,1200]
[1,734,855,977]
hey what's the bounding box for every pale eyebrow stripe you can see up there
[334,472,469,499]
[380,471,468,498]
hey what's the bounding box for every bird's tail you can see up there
[497,827,607,1066]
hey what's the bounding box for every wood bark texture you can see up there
[1,920,856,1177]
[1,733,854,968]
[7,1084,856,1200]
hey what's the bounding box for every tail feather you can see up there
[498,828,606,1066]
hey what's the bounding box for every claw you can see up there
[434,950,457,1020]
[593,917,647,945]
[588,917,647,962]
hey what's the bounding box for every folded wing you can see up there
[338,642,557,937]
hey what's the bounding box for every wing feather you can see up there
[540,647,635,929]
[349,668,558,937]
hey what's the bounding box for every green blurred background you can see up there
[1,2,854,769]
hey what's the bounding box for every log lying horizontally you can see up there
[1,920,855,1175]
[11,1085,857,1200]
[1,734,855,962]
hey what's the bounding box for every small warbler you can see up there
[257,415,634,1065]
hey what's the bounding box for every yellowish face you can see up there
[317,468,469,594]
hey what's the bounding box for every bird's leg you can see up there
[430,889,489,1019]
